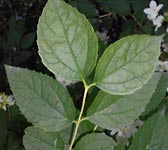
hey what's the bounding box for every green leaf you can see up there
[70,0,97,18]
[94,35,162,95]
[24,127,64,150]
[59,120,95,146]
[74,133,116,150]
[7,27,21,48]
[114,140,126,150]
[20,33,35,49]
[129,112,168,150]
[37,0,98,81]
[78,120,95,135]
[5,65,76,131]
[8,16,17,28]
[87,73,162,130]
[119,20,134,38]
[142,73,168,116]
[132,0,150,12]
[97,0,130,15]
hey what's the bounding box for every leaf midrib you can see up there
[95,38,157,83]
[39,13,78,75]
[53,0,83,79]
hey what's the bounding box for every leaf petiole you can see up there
[69,80,95,150]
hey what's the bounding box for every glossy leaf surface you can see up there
[88,73,162,129]
[94,35,162,95]
[5,65,76,131]
[37,0,98,81]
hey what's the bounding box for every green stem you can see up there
[93,125,98,132]
[69,81,95,150]
[129,13,143,29]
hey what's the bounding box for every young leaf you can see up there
[142,73,168,116]
[24,127,64,150]
[94,35,162,95]
[87,73,162,130]
[37,0,98,81]
[129,112,168,150]
[74,133,116,150]
[5,65,76,131]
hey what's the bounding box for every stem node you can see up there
[69,81,95,150]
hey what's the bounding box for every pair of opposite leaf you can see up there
[5,0,164,149]
[37,0,162,95]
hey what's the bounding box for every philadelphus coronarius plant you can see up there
[5,0,168,150]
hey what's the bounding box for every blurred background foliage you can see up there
[0,0,168,149]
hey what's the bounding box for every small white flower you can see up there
[96,30,109,44]
[162,43,168,52]
[146,145,150,150]
[166,26,168,33]
[115,119,143,142]
[0,94,15,111]
[2,105,7,111]
[124,126,137,138]
[55,76,75,87]
[144,0,163,20]
[157,61,168,71]
[0,96,3,103]
[165,61,168,70]
[133,119,144,127]
[117,129,124,138]
[152,15,164,31]
[110,129,119,136]
[6,95,15,106]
